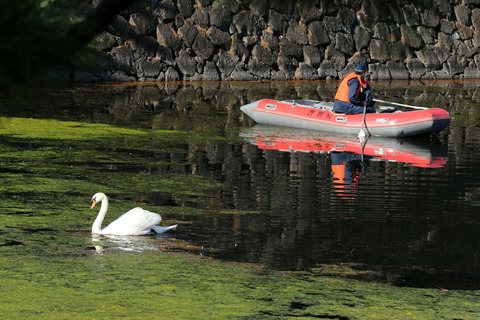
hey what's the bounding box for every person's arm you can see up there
[347,78,363,106]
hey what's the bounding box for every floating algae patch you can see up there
[0,117,144,140]
[0,245,479,320]
[0,116,225,233]
[0,116,227,144]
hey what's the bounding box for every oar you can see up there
[373,98,428,110]
[358,103,371,139]
[359,131,369,162]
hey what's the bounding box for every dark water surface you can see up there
[1,80,480,290]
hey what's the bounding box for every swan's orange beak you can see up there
[90,199,97,209]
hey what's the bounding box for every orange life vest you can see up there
[334,72,369,103]
[332,163,361,200]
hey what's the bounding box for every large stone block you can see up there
[157,24,181,51]
[138,58,163,78]
[389,42,407,62]
[336,7,356,33]
[177,0,194,17]
[464,67,480,78]
[202,61,221,80]
[129,13,157,35]
[279,38,303,60]
[387,61,409,79]
[308,21,330,46]
[217,50,239,76]
[230,63,255,80]
[317,60,337,79]
[248,60,271,79]
[231,35,250,61]
[325,46,346,71]
[434,44,451,63]
[277,54,296,79]
[335,33,354,56]
[435,0,452,16]
[209,7,232,31]
[286,19,308,45]
[192,33,215,60]
[156,0,176,22]
[111,45,135,74]
[303,45,322,67]
[109,14,138,39]
[295,63,319,80]
[369,63,391,80]
[373,22,390,41]
[176,50,197,77]
[455,24,473,40]
[400,25,424,49]
[232,11,258,36]
[420,9,440,28]
[473,8,480,30]
[353,26,371,51]
[402,4,421,27]
[268,9,288,35]
[207,26,231,48]
[261,30,279,51]
[417,26,436,45]
[454,5,471,26]
[156,45,175,66]
[440,19,456,34]
[447,55,465,75]
[178,23,198,47]
[416,49,441,69]
[438,32,454,50]
[252,44,276,65]
[127,36,158,57]
[369,39,390,62]
[165,67,180,81]
[458,40,477,58]
[192,6,210,29]
[406,58,426,79]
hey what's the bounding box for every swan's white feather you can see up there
[90,193,177,236]
[101,207,162,235]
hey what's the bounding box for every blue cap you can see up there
[355,63,367,72]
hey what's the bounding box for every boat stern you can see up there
[430,108,451,134]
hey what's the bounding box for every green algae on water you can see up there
[0,245,479,320]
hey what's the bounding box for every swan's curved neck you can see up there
[92,196,109,234]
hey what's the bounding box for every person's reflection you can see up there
[331,152,370,200]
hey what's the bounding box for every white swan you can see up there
[90,192,177,235]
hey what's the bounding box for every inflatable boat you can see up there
[240,99,451,138]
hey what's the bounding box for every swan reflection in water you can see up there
[91,233,174,254]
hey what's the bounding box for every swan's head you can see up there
[91,192,106,209]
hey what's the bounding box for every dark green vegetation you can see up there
[0,96,479,318]
[0,116,222,231]
[2,249,479,319]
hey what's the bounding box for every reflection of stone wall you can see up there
[80,0,480,81]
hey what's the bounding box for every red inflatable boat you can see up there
[240,99,451,138]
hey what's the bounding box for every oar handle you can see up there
[373,98,428,110]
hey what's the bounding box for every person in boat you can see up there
[333,63,376,114]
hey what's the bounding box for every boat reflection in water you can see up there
[242,125,448,200]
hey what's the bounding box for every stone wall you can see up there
[78,0,480,81]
